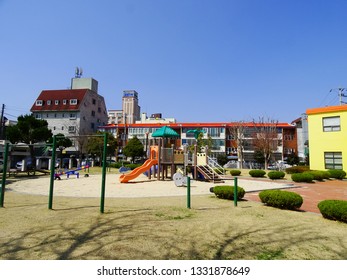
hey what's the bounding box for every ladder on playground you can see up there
[197,157,226,183]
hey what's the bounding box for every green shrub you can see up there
[125,163,142,170]
[291,172,314,183]
[230,169,241,176]
[267,171,285,180]
[249,169,266,177]
[327,169,346,180]
[285,165,310,174]
[259,190,303,210]
[211,185,245,200]
[318,200,347,223]
[304,170,330,181]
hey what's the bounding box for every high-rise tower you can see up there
[122,90,140,124]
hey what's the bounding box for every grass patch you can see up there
[256,249,284,260]
[1,193,347,260]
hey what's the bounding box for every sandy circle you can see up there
[6,173,296,198]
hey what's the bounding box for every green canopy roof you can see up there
[152,126,179,138]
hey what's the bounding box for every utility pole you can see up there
[0,104,5,140]
[330,88,347,105]
[338,87,347,105]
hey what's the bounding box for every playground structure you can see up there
[54,165,90,180]
[119,139,226,183]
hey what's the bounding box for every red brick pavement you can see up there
[244,179,347,214]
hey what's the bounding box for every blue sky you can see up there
[1,0,347,123]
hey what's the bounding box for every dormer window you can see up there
[36,100,43,106]
[63,99,67,105]
[55,100,59,105]
[47,100,51,105]
[70,99,78,105]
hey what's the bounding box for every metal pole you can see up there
[187,176,191,209]
[0,142,9,207]
[48,135,57,209]
[234,177,238,207]
[100,133,108,213]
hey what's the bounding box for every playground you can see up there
[5,172,300,198]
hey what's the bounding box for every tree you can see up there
[217,154,228,166]
[48,133,73,168]
[229,121,247,169]
[86,132,117,165]
[286,152,299,166]
[6,114,52,168]
[123,136,144,163]
[252,117,279,170]
[188,130,213,155]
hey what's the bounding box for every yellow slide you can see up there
[119,159,158,183]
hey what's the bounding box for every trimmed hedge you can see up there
[249,169,266,178]
[318,200,347,223]
[304,170,331,181]
[291,172,314,183]
[230,169,241,176]
[285,166,310,174]
[267,171,285,180]
[259,190,303,210]
[327,169,346,180]
[211,185,245,200]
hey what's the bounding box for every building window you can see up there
[91,123,95,129]
[92,99,96,105]
[69,113,76,119]
[70,99,78,105]
[63,99,67,105]
[55,100,59,105]
[68,126,76,133]
[36,100,43,106]
[324,152,342,169]
[47,100,51,105]
[323,116,340,132]
[91,110,95,116]
[53,126,56,130]
[62,126,64,130]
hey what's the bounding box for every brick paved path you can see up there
[244,179,347,214]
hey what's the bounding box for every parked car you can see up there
[16,157,33,171]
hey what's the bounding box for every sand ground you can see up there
[5,173,297,198]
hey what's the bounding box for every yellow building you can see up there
[306,104,347,171]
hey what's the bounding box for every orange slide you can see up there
[119,159,158,183]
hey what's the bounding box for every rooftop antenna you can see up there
[75,67,83,78]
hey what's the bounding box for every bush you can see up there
[327,169,346,180]
[259,190,303,210]
[249,169,266,177]
[304,170,331,181]
[291,172,314,183]
[267,171,285,180]
[211,185,245,200]
[230,169,241,176]
[318,200,347,223]
[285,165,310,174]
[124,163,142,170]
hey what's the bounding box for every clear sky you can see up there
[1,0,347,123]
